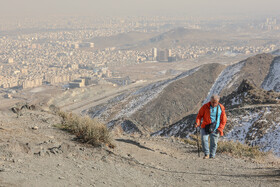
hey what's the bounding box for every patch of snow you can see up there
[204,60,246,104]
[230,96,242,105]
[262,57,280,92]
[257,122,280,156]
[224,111,262,144]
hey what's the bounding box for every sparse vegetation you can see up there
[217,140,267,159]
[181,134,267,160]
[55,111,114,148]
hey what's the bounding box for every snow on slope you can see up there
[258,123,280,154]
[224,107,280,156]
[262,57,280,92]
[224,111,262,144]
[203,60,246,104]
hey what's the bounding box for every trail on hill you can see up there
[0,109,279,186]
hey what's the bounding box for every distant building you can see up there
[71,64,79,70]
[21,68,28,75]
[168,56,177,62]
[8,58,14,64]
[4,94,13,99]
[31,43,37,49]
[79,42,95,48]
[71,43,79,49]
[69,79,85,88]
[22,79,42,89]
[152,48,157,60]
[157,49,171,62]
[106,76,131,86]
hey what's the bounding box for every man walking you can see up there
[195,95,227,159]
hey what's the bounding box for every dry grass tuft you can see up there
[56,111,114,148]
[181,134,267,160]
[217,140,267,159]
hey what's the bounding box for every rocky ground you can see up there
[0,107,279,187]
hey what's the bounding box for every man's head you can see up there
[210,95,220,107]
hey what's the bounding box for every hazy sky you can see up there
[1,0,280,17]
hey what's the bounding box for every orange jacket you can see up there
[196,102,227,136]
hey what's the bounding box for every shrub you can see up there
[217,140,266,159]
[181,134,267,159]
[56,111,114,148]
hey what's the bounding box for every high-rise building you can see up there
[152,48,157,60]
[156,49,171,62]
[167,49,172,57]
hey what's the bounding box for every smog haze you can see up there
[1,0,280,17]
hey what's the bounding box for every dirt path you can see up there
[0,109,279,187]
[227,103,280,111]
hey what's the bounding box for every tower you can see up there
[152,48,157,60]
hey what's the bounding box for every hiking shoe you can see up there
[210,157,215,159]
[203,155,209,159]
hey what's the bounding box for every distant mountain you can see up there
[89,31,158,49]
[89,27,222,49]
[149,27,200,43]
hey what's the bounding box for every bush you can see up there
[181,134,267,159]
[217,140,266,159]
[56,111,114,148]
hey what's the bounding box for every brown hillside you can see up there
[220,53,274,96]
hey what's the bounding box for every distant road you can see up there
[60,81,152,115]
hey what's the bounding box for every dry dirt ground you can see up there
[0,108,279,187]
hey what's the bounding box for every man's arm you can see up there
[195,105,205,127]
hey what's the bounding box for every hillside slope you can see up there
[204,53,275,103]
[262,56,280,92]
[87,63,225,132]
[0,108,279,186]
[131,63,225,131]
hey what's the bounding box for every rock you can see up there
[32,126,39,130]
